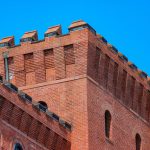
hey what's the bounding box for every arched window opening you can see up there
[105,110,111,139]
[136,133,141,150]
[38,101,48,112]
[14,143,23,150]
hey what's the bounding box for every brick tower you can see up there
[0,20,150,150]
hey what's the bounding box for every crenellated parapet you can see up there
[1,20,147,86]
[0,20,150,126]
[95,33,149,86]
[88,31,150,125]
[0,20,91,87]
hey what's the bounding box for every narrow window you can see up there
[135,133,141,150]
[105,110,111,139]
[38,101,48,112]
[14,143,23,150]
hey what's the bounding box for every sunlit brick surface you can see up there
[0,20,150,149]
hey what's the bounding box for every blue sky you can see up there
[0,0,150,75]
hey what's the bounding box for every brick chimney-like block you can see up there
[20,30,38,43]
[0,36,14,47]
[45,25,62,38]
[69,20,96,35]
[69,20,87,29]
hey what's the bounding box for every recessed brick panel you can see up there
[34,51,46,83]
[24,53,35,73]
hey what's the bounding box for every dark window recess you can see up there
[0,96,4,107]
[44,49,54,68]
[101,37,107,44]
[24,53,33,60]
[4,82,18,93]
[136,134,141,150]
[0,75,3,83]
[45,32,58,37]
[33,101,48,112]
[14,143,23,150]
[38,101,48,112]
[59,119,72,130]
[65,122,72,130]
[111,46,118,54]
[8,57,14,65]
[129,63,137,70]
[44,49,53,56]
[105,110,111,139]
[139,71,147,79]
[46,110,59,121]
[119,54,128,62]
[20,37,34,42]
[52,113,59,121]
[18,91,32,103]
[0,42,10,47]
[64,44,75,65]
[38,104,47,112]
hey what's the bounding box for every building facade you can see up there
[0,20,150,150]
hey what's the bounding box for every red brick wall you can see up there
[0,120,47,150]
[0,119,71,150]
[22,77,89,150]
[0,84,71,150]
[0,23,150,150]
[87,78,150,150]
[86,30,150,150]
[87,30,150,123]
